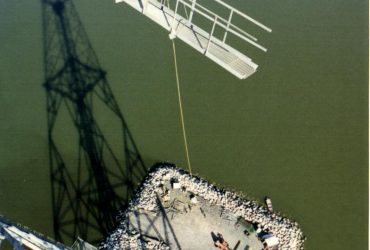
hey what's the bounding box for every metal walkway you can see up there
[0,215,66,250]
[116,0,271,79]
[0,215,96,250]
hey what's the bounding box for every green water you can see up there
[0,0,368,249]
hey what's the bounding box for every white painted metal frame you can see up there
[0,222,63,250]
[169,0,271,52]
[115,0,271,79]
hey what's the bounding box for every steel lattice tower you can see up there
[41,0,147,244]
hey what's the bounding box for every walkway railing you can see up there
[166,0,271,53]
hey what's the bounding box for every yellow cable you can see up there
[171,40,192,174]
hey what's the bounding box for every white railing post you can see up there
[170,0,180,39]
[223,9,233,43]
[188,0,197,24]
[143,0,149,14]
[205,16,217,54]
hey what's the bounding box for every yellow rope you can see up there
[171,40,192,174]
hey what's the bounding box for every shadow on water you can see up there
[41,0,147,245]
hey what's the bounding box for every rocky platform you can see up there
[101,163,305,250]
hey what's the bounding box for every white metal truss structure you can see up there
[116,0,271,79]
[0,216,67,250]
[0,215,97,250]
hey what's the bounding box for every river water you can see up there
[0,0,367,249]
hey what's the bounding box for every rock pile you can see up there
[101,226,170,250]
[101,163,305,250]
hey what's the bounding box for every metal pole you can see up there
[205,16,218,54]
[188,0,196,23]
[170,0,180,37]
[223,9,233,43]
